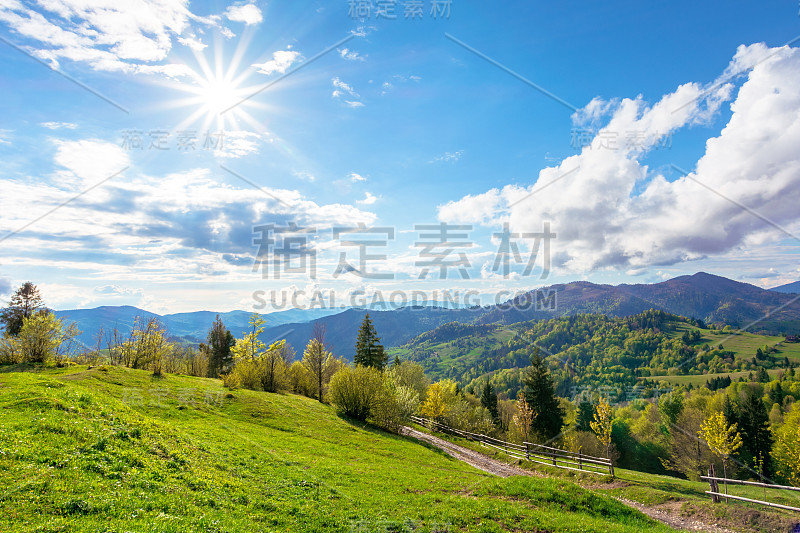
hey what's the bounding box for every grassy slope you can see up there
[417,427,800,533]
[0,365,671,533]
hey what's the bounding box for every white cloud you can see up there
[433,150,463,163]
[349,172,367,182]
[178,35,206,51]
[439,43,800,273]
[40,121,77,130]
[338,48,365,61]
[357,192,378,205]
[292,170,316,182]
[225,3,263,25]
[0,130,11,145]
[213,130,263,159]
[332,77,363,107]
[252,50,301,76]
[0,1,232,78]
[53,139,130,186]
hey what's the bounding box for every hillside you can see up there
[0,365,669,533]
[771,281,800,294]
[389,310,800,398]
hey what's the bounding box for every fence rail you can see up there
[701,472,800,513]
[410,416,613,476]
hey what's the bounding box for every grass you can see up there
[0,364,673,533]
[414,426,800,532]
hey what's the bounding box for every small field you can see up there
[0,364,671,533]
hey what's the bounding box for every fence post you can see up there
[708,465,720,503]
[525,442,529,460]
[552,448,557,466]
[578,450,582,471]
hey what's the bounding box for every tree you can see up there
[658,393,684,426]
[302,324,332,402]
[737,387,773,475]
[354,313,386,370]
[512,393,534,444]
[118,317,172,372]
[387,360,429,400]
[576,400,595,432]
[480,381,498,421]
[1,282,45,336]
[231,313,266,363]
[2,311,81,364]
[591,397,615,475]
[773,403,800,486]
[700,411,743,494]
[523,347,564,441]
[206,315,235,378]
[662,407,715,481]
[260,340,291,393]
[420,382,449,420]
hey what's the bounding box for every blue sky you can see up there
[0,0,799,313]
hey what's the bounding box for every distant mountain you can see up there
[257,306,488,357]
[53,272,800,355]
[53,306,340,348]
[770,281,800,294]
[473,273,800,333]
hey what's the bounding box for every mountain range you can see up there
[53,273,800,356]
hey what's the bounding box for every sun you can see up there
[198,76,241,116]
[164,42,270,134]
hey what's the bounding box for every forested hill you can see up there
[388,309,800,399]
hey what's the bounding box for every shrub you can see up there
[329,365,384,421]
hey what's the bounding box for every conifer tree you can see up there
[523,347,564,441]
[206,314,235,378]
[354,313,386,370]
[480,381,499,421]
[1,282,45,336]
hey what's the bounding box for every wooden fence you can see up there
[701,470,800,513]
[410,416,613,476]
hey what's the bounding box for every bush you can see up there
[329,366,384,421]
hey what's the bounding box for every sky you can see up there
[0,0,799,314]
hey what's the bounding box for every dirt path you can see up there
[401,426,737,532]
[400,426,532,478]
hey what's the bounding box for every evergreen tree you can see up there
[722,394,738,426]
[737,387,773,474]
[1,282,45,336]
[354,313,386,370]
[480,381,499,420]
[576,400,595,432]
[523,347,564,441]
[206,314,235,378]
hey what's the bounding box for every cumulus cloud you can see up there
[53,139,130,186]
[349,172,367,182]
[225,2,263,25]
[357,192,378,205]
[253,50,301,76]
[0,146,378,281]
[438,43,800,273]
[0,0,200,76]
